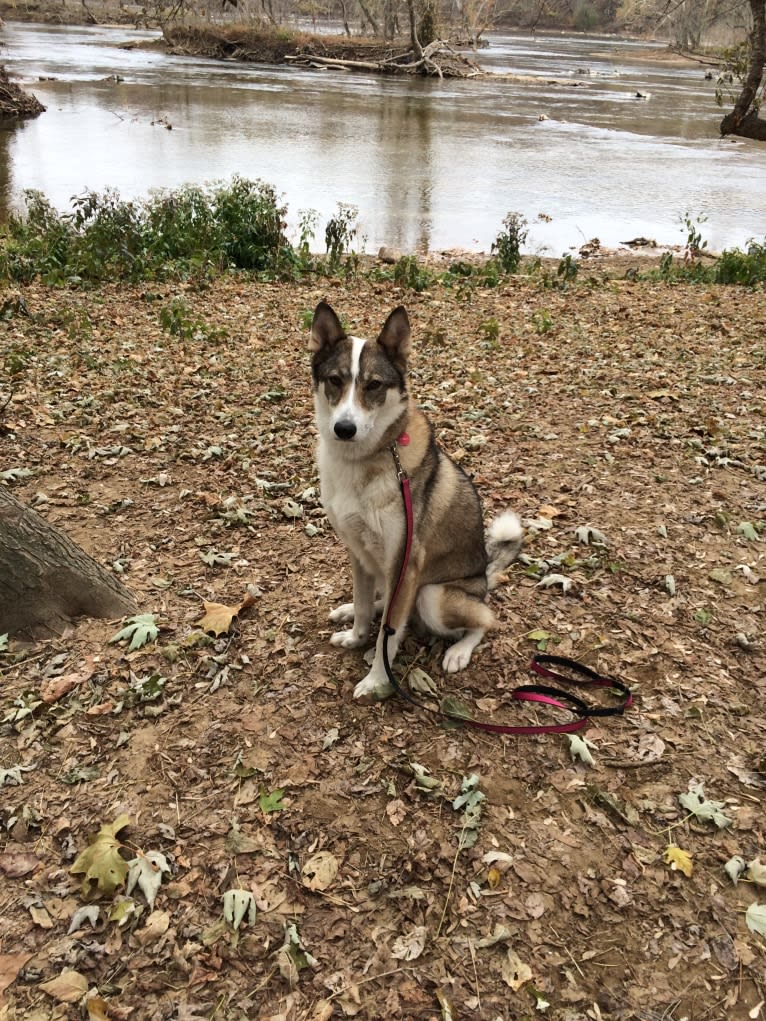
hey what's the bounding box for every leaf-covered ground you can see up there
[1,261,765,1021]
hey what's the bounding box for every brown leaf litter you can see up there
[0,264,765,1020]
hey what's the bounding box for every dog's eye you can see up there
[326,375,343,388]
[365,379,382,392]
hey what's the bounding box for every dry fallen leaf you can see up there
[29,904,53,929]
[0,851,40,878]
[301,851,339,892]
[86,996,111,1021]
[386,799,407,826]
[39,969,88,1004]
[664,845,693,878]
[501,949,533,991]
[537,503,563,518]
[39,669,92,704]
[134,909,171,946]
[390,925,427,961]
[196,591,256,636]
[486,866,502,889]
[0,953,33,1004]
[69,814,131,896]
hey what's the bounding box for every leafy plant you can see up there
[159,297,197,341]
[291,207,318,276]
[393,255,433,292]
[109,613,159,651]
[653,236,766,286]
[714,41,757,111]
[452,773,485,848]
[715,238,766,285]
[213,175,289,272]
[681,211,708,261]
[573,1,600,30]
[324,202,358,267]
[3,346,32,376]
[491,212,528,273]
[532,309,553,334]
[478,317,500,347]
[557,253,579,282]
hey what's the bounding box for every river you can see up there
[1,20,764,255]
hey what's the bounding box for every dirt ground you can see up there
[1,261,765,1021]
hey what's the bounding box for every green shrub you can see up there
[213,176,288,271]
[143,185,222,270]
[324,203,358,268]
[557,253,579,283]
[491,212,528,274]
[69,188,146,280]
[651,237,766,287]
[0,191,75,283]
[393,255,434,292]
[0,178,289,284]
[714,238,766,286]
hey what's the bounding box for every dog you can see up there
[309,300,522,702]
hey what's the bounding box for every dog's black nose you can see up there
[334,419,357,440]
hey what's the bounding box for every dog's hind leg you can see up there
[416,583,496,674]
[330,555,376,649]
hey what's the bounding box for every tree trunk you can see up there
[356,0,380,36]
[720,0,766,139]
[406,0,420,53]
[0,489,136,636]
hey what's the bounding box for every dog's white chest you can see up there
[318,445,401,574]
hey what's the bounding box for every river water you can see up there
[1,20,764,255]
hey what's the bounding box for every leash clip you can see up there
[390,442,409,482]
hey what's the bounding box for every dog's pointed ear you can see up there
[309,301,345,352]
[377,306,411,363]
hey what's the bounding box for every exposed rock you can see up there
[378,246,402,264]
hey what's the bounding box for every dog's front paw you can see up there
[442,643,474,674]
[329,602,355,624]
[353,671,394,703]
[330,629,367,649]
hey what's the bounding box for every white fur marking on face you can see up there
[349,335,365,380]
[332,336,367,433]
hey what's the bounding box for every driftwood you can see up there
[285,39,484,78]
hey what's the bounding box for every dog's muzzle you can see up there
[334,419,357,441]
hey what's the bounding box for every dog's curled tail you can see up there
[486,511,524,590]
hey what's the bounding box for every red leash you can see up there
[382,441,633,735]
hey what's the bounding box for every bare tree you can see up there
[720,0,766,138]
